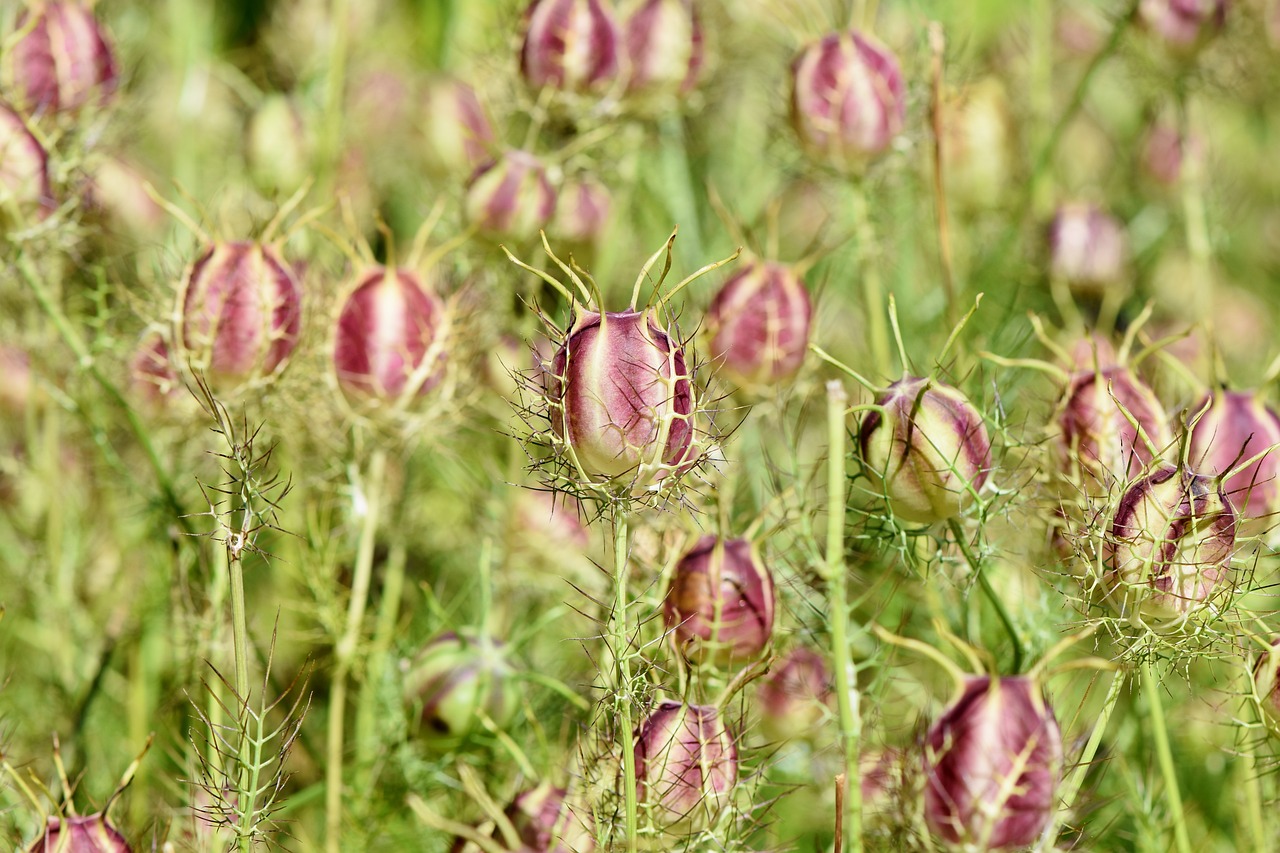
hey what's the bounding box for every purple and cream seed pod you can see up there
[1138,0,1227,54]
[790,30,905,174]
[0,103,53,219]
[634,701,738,835]
[4,1,117,116]
[663,535,775,668]
[858,376,992,525]
[1188,389,1280,525]
[756,646,831,742]
[1252,638,1280,727]
[465,150,557,243]
[332,266,449,407]
[174,241,303,387]
[1141,122,1204,188]
[128,332,180,408]
[623,0,703,101]
[549,175,612,247]
[27,814,132,853]
[923,676,1063,850]
[1048,203,1128,293]
[505,783,596,853]
[420,77,495,177]
[1105,464,1237,620]
[704,259,812,391]
[1055,366,1169,497]
[402,631,519,740]
[520,0,623,94]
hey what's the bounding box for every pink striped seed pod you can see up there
[1048,203,1128,293]
[1252,638,1280,727]
[4,1,117,115]
[663,535,775,668]
[419,77,495,177]
[332,267,448,407]
[623,0,703,101]
[1189,389,1280,524]
[704,259,812,391]
[1055,366,1169,497]
[549,308,698,487]
[790,30,905,174]
[403,632,519,740]
[465,150,557,243]
[128,332,180,408]
[549,175,612,247]
[923,676,1062,850]
[858,377,992,524]
[1141,122,1204,188]
[1139,0,1227,54]
[756,647,831,742]
[520,0,623,94]
[504,783,596,853]
[27,814,132,853]
[174,241,303,387]
[634,701,738,835]
[1105,465,1236,620]
[0,103,53,219]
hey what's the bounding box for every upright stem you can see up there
[228,546,252,852]
[353,537,408,790]
[947,519,1024,673]
[1143,661,1191,853]
[326,448,388,853]
[825,381,863,853]
[848,181,891,380]
[1045,669,1126,847]
[613,511,639,853]
[1175,88,1212,318]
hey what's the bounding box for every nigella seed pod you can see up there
[28,814,132,852]
[1055,367,1169,496]
[420,77,495,177]
[790,30,905,174]
[332,267,448,407]
[175,241,303,387]
[465,150,557,243]
[623,0,703,101]
[756,647,831,742]
[858,377,992,524]
[1048,203,1128,293]
[1253,638,1280,727]
[505,783,596,852]
[1105,465,1236,620]
[403,631,519,740]
[550,308,697,486]
[4,1,117,115]
[1188,390,1280,524]
[923,676,1063,850]
[520,0,623,94]
[128,332,180,408]
[704,260,812,391]
[549,175,612,248]
[663,535,775,667]
[1139,0,1227,54]
[0,103,53,219]
[634,701,738,834]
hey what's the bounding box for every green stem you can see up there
[947,518,1024,674]
[1143,661,1191,853]
[321,0,351,186]
[207,542,229,776]
[352,537,408,791]
[613,511,639,853]
[326,447,388,853]
[1175,87,1212,319]
[825,381,863,853]
[848,180,891,380]
[1051,670,1126,842]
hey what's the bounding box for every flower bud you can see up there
[1055,367,1169,496]
[939,78,1015,212]
[634,701,738,835]
[332,267,448,407]
[0,103,53,219]
[704,260,812,391]
[790,30,905,174]
[858,377,992,524]
[663,535,774,667]
[549,307,698,487]
[756,647,831,742]
[923,676,1062,850]
[83,156,167,240]
[175,241,303,387]
[1048,203,1128,293]
[549,175,612,248]
[28,814,132,852]
[1189,389,1280,524]
[520,0,623,94]
[623,0,703,101]
[505,783,596,852]
[246,94,312,196]
[4,1,117,115]
[403,631,519,740]
[1105,465,1236,620]
[1138,0,1227,54]
[465,150,557,243]
[419,77,495,177]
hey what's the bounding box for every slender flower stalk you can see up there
[613,511,639,853]
[1143,661,1192,853]
[849,181,891,380]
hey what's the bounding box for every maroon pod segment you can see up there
[634,701,738,834]
[790,30,905,174]
[0,103,53,218]
[1055,366,1169,495]
[757,647,831,742]
[28,814,132,852]
[465,150,557,243]
[1105,465,1236,620]
[1139,0,1227,53]
[1189,389,1280,524]
[663,535,775,667]
[175,242,302,385]
[420,77,495,177]
[623,0,703,100]
[5,1,117,115]
[858,377,992,524]
[520,0,623,94]
[1048,203,1128,293]
[705,260,812,391]
[505,783,596,852]
[549,307,697,487]
[333,267,448,406]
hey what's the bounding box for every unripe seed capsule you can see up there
[663,535,775,668]
[549,175,612,248]
[634,701,738,835]
[420,77,495,177]
[858,377,992,525]
[520,0,623,94]
[465,150,557,243]
[4,1,117,115]
[704,260,812,391]
[403,632,519,740]
[28,814,132,853]
[0,103,53,219]
[623,0,703,100]
[923,676,1062,850]
[756,647,831,742]
[1048,203,1128,293]
[1188,389,1280,524]
[1055,366,1169,496]
[1139,0,1227,54]
[505,783,596,852]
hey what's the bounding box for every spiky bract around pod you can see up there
[663,535,775,668]
[1054,366,1169,497]
[704,259,812,392]
[633,701,738,837]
